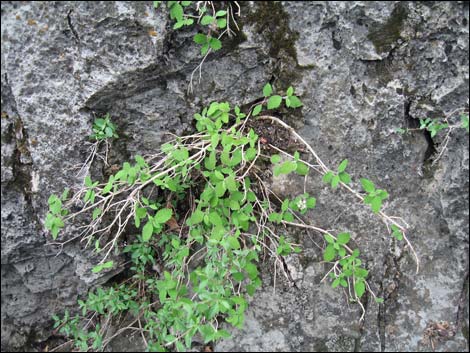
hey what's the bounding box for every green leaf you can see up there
[296,162,309,176]
[226,236,240,250]
[461,115,469,132]
[323,244,336,261]
[322,171,334,183]
[267,95,282,110]
[225,175,237,192]
[215,181,226,197]
[173,20,184,29]
[354,280,366,298]
[336,232,350,245]
[193,33,207,44]
[245,147,257,161]
[190,210,204,225]
[170,3,184,21]
[244,262,258,280]
[332,278,341,288]
[92,208,102,220]
[85,176,93,187]
[324,234,335,244]
[355,268,369,278]
[217,18,227,28]
[391,224,404,240]
[281,199,289,212]
[370,197,382,213]
[210,37,222,51]
[274,161,297,176]
[209,212,223,227]
[172,147,189,162]
[252,104,262,116]
[286,86,294,96]
[204,151,217,170]
[375,297,384,304]
[215,10,227,17]
[154,208,173,224]
[232,272,244,282]
[91,261,113,273]
[339,172,351,184]
[331,175,340,189]
[142,221,153,242]
[306,197,316,209]
[263,83,273,97]
[361,178,375,193]
[270,154,281,164]
[201,15,214,25]
[288,96,303,108]
[337,159,348,173]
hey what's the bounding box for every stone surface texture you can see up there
[1,1,468,352]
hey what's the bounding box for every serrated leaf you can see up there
[355,268,369,278]
[194,33,207,44]
[210,37,222,51]
[286,86,294,96]
[267,95,282,110]
[296,161,309,176]
[306,197,316,209]
[170,3,183,21]
[336,232,350,245]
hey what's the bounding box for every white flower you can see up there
[297,198,307,211]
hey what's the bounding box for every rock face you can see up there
[1,1,468,352]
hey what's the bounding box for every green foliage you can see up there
[419,118,449,138]
[44,190,69,239]
[360,178,388,214]
[461,114,469,132]
[47,82,405,351]
[263,83,303,111]
[89,113,118,140]
[396,113,469,136]
[271,151,309,177]
[322,159,351,189]
[155,1,232,56]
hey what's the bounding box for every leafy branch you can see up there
[45,82,417,351]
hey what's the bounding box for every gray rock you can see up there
[1,1,468,352]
